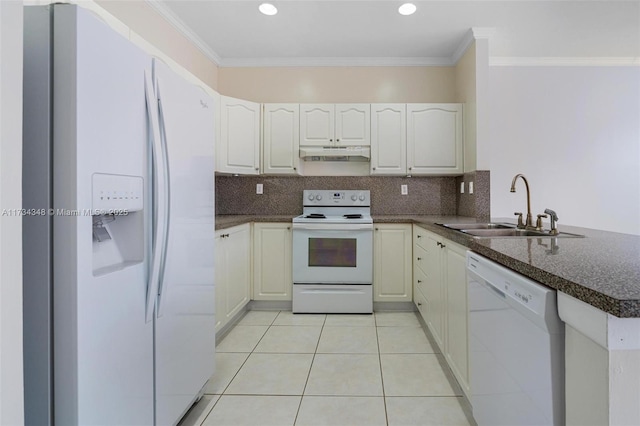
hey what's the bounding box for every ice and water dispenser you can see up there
[91,173,144,275]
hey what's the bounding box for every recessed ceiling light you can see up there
[398,3,416,16]
[259,3,278,16]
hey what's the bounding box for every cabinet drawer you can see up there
[413,226,428,250]
[414,265,428,296]
[414,244,428,273]
[414,288,427,323]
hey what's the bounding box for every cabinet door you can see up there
[218,96,260,175]
[300,104,334,146]
[371,104,406,175]
[423,232,445,351]
[253,223,292,301]
[407,104,463,175]
[445,242,469,397]
[262,104,300,175]
[335,104,370,146]
[224,224,251,322]
[214,232,226,332]
[373,224,412,302]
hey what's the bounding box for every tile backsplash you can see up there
[456,170,490,220]
[216,173,490,218]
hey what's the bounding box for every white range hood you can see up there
[299,146,370,162]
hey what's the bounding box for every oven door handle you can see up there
[292,223,373,231]
[296,287,369,294]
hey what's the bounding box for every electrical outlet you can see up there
[256,183,263,194]
[460,182,465,194]
[401,184,408,195]
[469,181,474,194]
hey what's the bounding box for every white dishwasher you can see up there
[467,252,565,426]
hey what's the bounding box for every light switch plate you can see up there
[401,184,408,195]
[256,183,263,194]
[469,182,474,194]
[460,182,465,194]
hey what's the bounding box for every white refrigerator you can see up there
[22,4,216,425]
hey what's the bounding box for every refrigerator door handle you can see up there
[144,70,166,323]
[155,78,171,319]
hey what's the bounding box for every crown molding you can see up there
[450,27,496,65]
[471,27,497,40]
[145,4,637,70]
[490,56,640,67]
[146,0,492,68]
[218,56,455,68]
[146,0,222,65]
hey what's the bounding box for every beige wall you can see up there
[455,43,477,172]
[218,66,455,103]
[96,0,219,90]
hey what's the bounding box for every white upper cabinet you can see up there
[300,104,370,146]
[370,104,406,175]
[407,104,463,175]
[335,104,370,146]
[300,104,335,146]
[217,95,261,175]
[262,104,300,175]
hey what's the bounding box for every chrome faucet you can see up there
[510,174,534,229]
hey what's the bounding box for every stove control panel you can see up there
[303,190,370,206]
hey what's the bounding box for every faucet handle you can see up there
[536,214,548,231]
[544,208,558,222]
[544,208,559,235]
[514,212,524,228]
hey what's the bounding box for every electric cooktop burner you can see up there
[304,213,326,219]
[293,190,373,225]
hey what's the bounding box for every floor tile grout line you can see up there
[374,319,391,426]
[206,310,299,423]
[207,309,283,424]
[293,314,327,426]
[211,311,460,425]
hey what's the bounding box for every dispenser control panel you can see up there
[92,173,143,214]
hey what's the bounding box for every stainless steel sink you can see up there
[437,223,584,238]
[464,229,549,237]
[439,223,515,230]
[468,229,584,238]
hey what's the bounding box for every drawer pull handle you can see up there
[417,257,422,261]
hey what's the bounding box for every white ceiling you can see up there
[152,0,640,67]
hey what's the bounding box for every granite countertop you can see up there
[216,214,640,318]
[215,215,297,230]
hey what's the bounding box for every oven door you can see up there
[292,222,373,284]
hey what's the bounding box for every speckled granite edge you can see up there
[408,220,640,318]
[216,214,640,318]
[467,244,637,318]
[215,215,295,230]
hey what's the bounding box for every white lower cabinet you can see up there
[414,227,445,349]
[215,224,251,332]
[373,224,412,302]
[253,223,293,301]
[444,240,469,398]
[413,225,469,397]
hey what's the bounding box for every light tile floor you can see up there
[179,311,474,426]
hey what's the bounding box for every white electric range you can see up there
[292,190,373,314]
